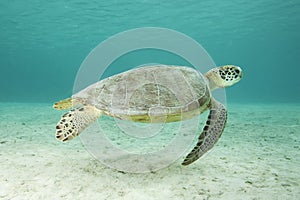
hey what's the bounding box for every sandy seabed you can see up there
[0,102,299,200]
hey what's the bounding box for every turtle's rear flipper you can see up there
[182,99,227,165]
[55,106,102,142]
[53,98,74,110]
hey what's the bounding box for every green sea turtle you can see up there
[53,65,242,165]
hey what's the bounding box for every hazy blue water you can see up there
[0,0,299,103]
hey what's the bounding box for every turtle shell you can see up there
[73,65,211,122]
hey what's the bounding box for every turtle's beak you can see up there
[240,68,243,79]
[238,67,243,79]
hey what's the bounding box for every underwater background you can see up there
[1,1,300,199]
[0,0,299,103]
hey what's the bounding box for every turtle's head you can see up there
[205,65,242,91]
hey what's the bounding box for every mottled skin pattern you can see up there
[55,106,102,142]
[182,100,227,165]
[53,65,242,165]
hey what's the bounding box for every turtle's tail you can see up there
[53,98,73,110]
[55,105,102,142]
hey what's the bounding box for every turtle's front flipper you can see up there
[182,99,227,165]
[55,105,102,142]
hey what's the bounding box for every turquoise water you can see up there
[1,1,300,199]
[0,0,299,103]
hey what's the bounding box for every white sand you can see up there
[0,103,299,200]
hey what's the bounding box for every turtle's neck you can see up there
[204,72,218,92]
